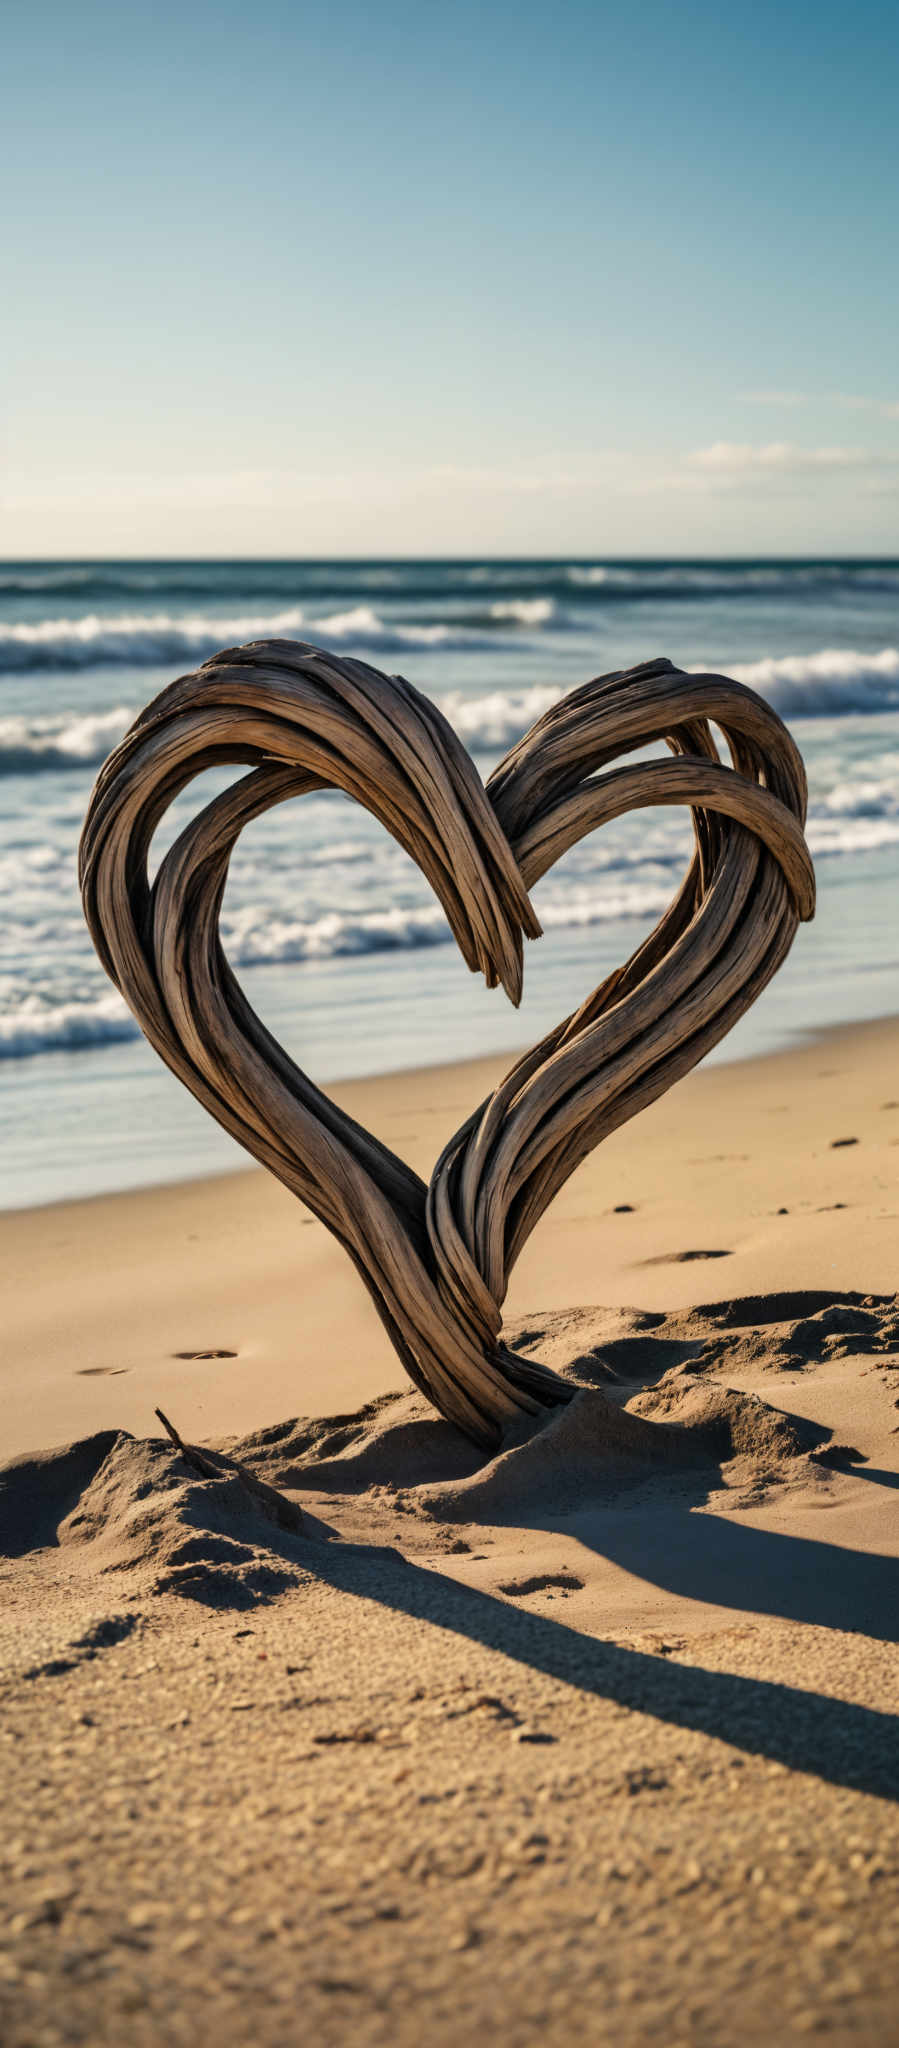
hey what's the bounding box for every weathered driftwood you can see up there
[80,642,815,1450]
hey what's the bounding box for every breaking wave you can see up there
[0,992,138,1060]
[724,647,899,716]
[444,649,899,748]
[0,604,492,674]
[215,880,678,967]
[4,648,899,780]
[0,706,134,772]
[0,880,680,1059]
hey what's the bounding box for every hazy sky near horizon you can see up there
[3,0,898,557]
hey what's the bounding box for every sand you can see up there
[1,1014,897,2045]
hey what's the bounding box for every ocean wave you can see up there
[444,652,899,748]
[566,563,899,599]
[806,815,899,856]
[0,608,304,672]
[223,903,450,965]
[441,684,565,749]
[0,683,566,777]
[4,787,896,1063]
[4,647,898,783]
[3,559,897,607]
[0,685,556,775]
[434,654,899,746]
[0,706,134,772]
[0,843,71,891]
[0,565,423,603]
[723,647,899,716]
[222,878,676,970]
[0,991,138,1060]
[302,838,384,867]
[487,598,556,628]
[0,603,485,674]
[2,878,681,1063]
[821,774,899,818]
[310,604,456,647]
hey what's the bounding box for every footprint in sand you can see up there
[173,1348,238,1360]
[497,1571,585,1597]
[638,1248,732,1266]
[77,1367,129,1377]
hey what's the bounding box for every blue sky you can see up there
[3,0,898,555]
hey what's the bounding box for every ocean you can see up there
[1,558,897,1208]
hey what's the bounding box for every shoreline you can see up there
[5,1007,897,1221]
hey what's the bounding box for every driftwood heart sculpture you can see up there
[80,642,814,1449]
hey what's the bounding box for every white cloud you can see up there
[690,441,879,474]
[632,439,899,499]
[0,460,616,515]
[739,389,810,406]
[740,390,899,419]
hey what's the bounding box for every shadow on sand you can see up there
[296,1531,899,1804]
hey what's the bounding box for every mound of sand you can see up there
[508,1289,899,1383]
[6,1290,892,1601]
[0,1430,308,1607]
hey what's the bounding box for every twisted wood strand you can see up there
[80,642,814,1448]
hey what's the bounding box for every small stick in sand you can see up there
[155,1406,221,1479]
[154,1407,304,1535]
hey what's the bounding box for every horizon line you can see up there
[3,550,899,566]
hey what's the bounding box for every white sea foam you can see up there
[446,651,899,749]
[0,683,567,775]
[0,603,484,673]
[302,838,383,867]
[311,604,455,647]
[4,649,898,783]
[441,684,564,749]
[821,774,899,818]
[0,608,299,671]
[0,706,134,772]
[536,883,673,927]
[806,816,899,856]
[0,843,71,891]
[722,647,899,715]
[567,564,899,596]
[221,879,676,972]
[3,880,686,1062]
[0,991,137,1059]
[222,903,450,965]
[2,777,895,1062]
[487,598,556,627]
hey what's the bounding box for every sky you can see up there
[2,0,898,557]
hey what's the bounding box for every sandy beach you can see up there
[2,1015,898,2045]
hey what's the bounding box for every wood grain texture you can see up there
[79,641,815,1448]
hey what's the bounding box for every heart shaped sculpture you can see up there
[80,641,814,1449]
